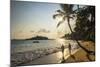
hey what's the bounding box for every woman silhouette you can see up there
[68,43,71,56]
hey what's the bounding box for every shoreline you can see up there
[11,40,95,66]
[11,47,61,66]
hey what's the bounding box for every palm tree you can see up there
[53,4,94,62]
[53,4,75,63]
[53,4,74,29]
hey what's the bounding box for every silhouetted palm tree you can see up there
[53,4,94,62]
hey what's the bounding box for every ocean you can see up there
[11,40,61,53]
[11,39,78,53]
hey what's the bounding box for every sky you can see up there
[11,1,77,39]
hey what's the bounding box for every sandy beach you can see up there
[11,40,95,67]
[64,41,95,63]
[20,41,95,66]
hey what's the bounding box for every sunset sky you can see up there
[11,1,77,39]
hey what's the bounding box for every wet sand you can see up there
[19,49,79,66]
[19,51,63,66]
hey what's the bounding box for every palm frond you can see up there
[53,14,57,19]
[53,14,63,19]
[57,16,66,27]
[69,16,74,19]
[57,21,64,27]
[57,10,65,14]
[60,4,74,14]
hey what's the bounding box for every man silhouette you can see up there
[61,44,65,61]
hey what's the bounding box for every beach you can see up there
[11,40,95,67]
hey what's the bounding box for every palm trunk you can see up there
[67,17,73,33]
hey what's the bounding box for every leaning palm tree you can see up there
[53,4,94,62]
[53,4,75,63]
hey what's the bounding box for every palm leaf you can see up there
[53,14,63,19]
[57,21,63,27]
[60,4,74,14]
[57,10,65,14]
[57,16,66,27]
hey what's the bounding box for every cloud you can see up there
[37,29,50,33]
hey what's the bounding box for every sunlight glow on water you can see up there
[56,38,66,45]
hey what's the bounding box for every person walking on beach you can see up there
[61,44,65,61]
[68,43,71,56]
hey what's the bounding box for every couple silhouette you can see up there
[61,43,71,62]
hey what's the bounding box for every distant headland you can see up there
[12,36,54,40]
[26,36,49,40]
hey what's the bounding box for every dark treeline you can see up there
[65,6,95,42]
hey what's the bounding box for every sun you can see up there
[56,38,66,45]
